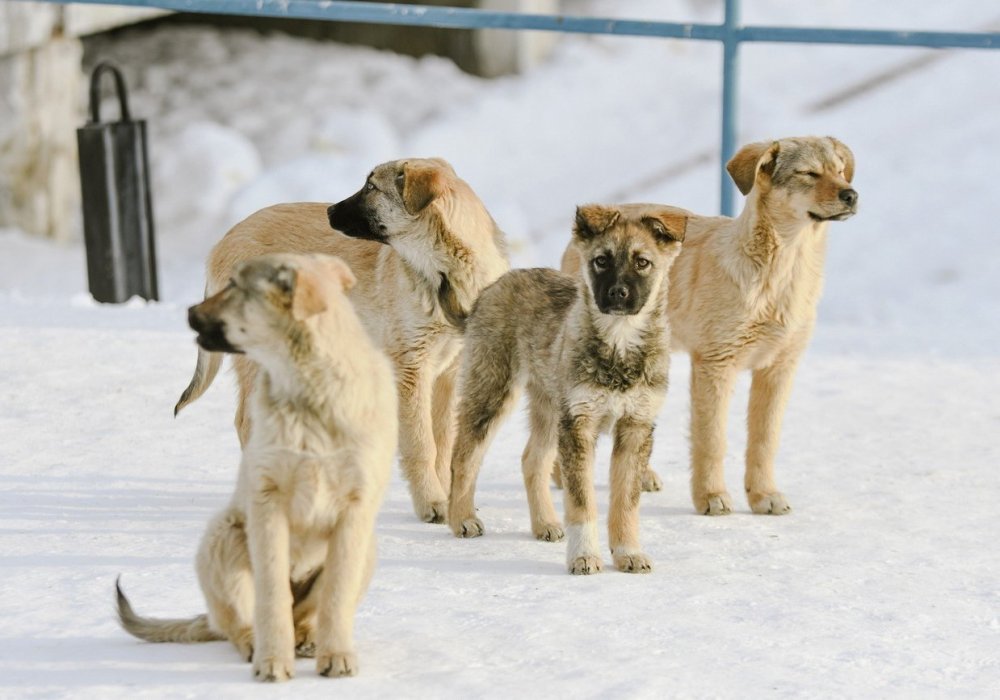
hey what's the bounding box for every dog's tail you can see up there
[115,577,223,644]
[175,281,224,417]
[174,345,222,416]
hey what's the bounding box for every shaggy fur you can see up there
[562,136,858,515]
[448,204,686,574]
[118,253,397,682]
[174,158,509,524]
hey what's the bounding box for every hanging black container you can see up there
[77,61,158,303]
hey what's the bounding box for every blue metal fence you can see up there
[33,0,1000,214]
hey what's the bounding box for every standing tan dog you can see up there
[175,158,509,524]
[563,135,858,515]
[449,204,686,574]
[118,253,397,682]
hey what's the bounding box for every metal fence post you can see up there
[720,0,741,217]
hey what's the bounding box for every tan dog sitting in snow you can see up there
[563,136,858,515]
[116,252,397,682]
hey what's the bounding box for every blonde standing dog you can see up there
[174,158,509,524]
[563,136,858,515]
[117,253,397,682]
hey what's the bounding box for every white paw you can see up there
[232,629,254,662]
[569,555,603,575]
[696,492,733,515]
[253,654,294,682]
[640,469,663,492]
[749,491,791,515]
[317,650,357,677]
[417,500,447,524]
[613,551,653,573]
[533,522,565,542]
[452,516,484,538]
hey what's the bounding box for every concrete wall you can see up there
[1,1,165,240]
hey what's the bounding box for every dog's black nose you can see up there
[839,188,858,207]
[608,285,629,301]
[188,305,204,332]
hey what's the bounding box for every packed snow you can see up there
[1,0,998,696]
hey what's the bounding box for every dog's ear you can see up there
[726,140,780,195]
[428,157,457,175]
[644,208,687,245]
[279,264,328,321]
[828,136,855,183]
[400,161,447,214]
[574,205,620,241]
[559,244,583,276]
[314,254,356,292]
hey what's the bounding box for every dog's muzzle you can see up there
[188,306,243,354]
[809,188,859,222]
[327,192,389,244]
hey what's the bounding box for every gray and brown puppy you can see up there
[175,158,509,525]
[448,204,686,575]
[118,253,397,682]
[565,135,859,516]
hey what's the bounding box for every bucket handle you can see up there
[88,61,132,124]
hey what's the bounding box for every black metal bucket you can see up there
[77,62,158,303]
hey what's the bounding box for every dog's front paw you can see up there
[568,555,603,575]
[640,469,663,492]
[451,515,484,538]
[533,522,565,542]
[232,628,254,662]
[295,623,315,658]
[416,500,447,524]
[695,491,733,515]
[613,551,653,573]
[749,491,791,515]
[253,654,294,682]
[317,651,357,678]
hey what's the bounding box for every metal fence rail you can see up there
[32,0,1000,214]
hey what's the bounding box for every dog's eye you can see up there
[635,258,651,270]
[593,255,609,270]
[797,170,821,179]
[365,181,376,192]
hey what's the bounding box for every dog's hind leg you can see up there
[431,359,460,497]
[744,353,799,515]
[522,389,564,542]
[689,358,738,515]
[550,458,564,489]
[196,508,255,662]
[397,360,449,523]
[609,416,654,573]
[447,346,520,538]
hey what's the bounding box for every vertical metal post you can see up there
[720,0,741,216]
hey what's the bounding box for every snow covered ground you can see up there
[1,0,999,696]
